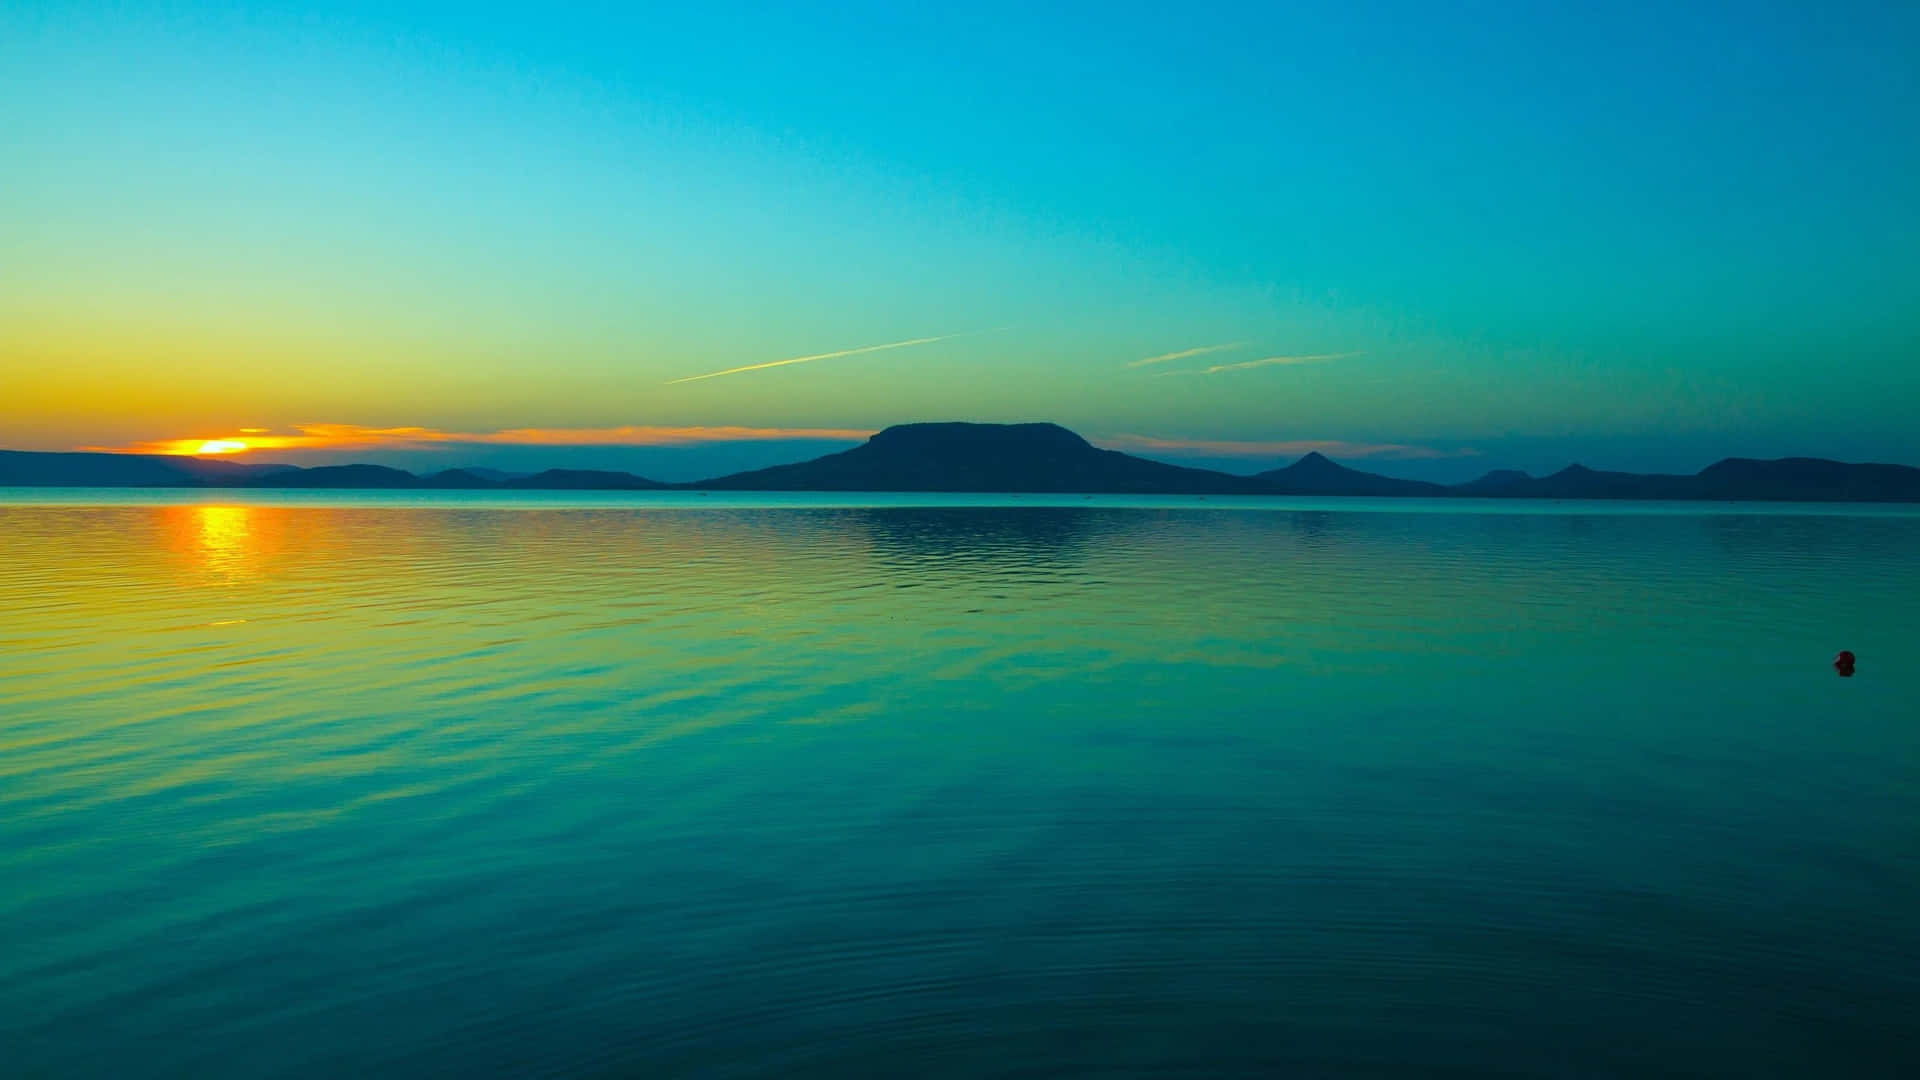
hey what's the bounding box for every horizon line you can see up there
[10,419,1919,489]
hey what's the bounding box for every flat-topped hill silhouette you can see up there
[2,427,1918,500]
[693,422,1262,493]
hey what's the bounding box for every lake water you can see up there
[4,492,1917,1077]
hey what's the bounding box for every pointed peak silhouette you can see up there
[1256,449,1443,495]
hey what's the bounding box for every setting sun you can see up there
[195,440,248,455]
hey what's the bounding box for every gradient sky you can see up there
[4,0,1917,481]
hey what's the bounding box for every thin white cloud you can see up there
[666,334,958,385]
[1154,351,1360,377]
[1127,342,1244,368]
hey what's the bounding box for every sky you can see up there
[3,0,1917,481]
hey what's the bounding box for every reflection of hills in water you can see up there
[7,500,1920,1078]
[847,507,1121,570]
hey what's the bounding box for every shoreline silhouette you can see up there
[4,422,1918,502]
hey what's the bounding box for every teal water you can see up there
[3,495,1917,1076]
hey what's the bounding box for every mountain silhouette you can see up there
[1692,457,1920,502]
[0,449,296,486]
[2,430,1918,500]
[507,469,667,490]
[1454,457,1920,502]
[1455,468,1532,494]
[693,422,1263,493]
[249,464,423,488]
[1256,451,1448,496]
[1464,464,1699,500]
[425,469,498,489]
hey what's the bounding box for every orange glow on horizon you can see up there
[122,438,263,456]
[83,423,879,457]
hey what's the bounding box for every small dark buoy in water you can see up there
[1834,650,1856,677]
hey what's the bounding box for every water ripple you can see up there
[2,501,1918,1076]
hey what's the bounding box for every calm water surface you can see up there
[3,494,1917,1077]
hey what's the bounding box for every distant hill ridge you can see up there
[1255,451,1447,497]
[3,424,1918,501]
[695,423,1257,494]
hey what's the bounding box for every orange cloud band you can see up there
[86,424,878,456]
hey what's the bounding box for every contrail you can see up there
[667,334,959,385]
[1127,342,1243,368]
[1155,351,1360,376]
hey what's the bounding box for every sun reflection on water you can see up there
[180,505,259,583]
